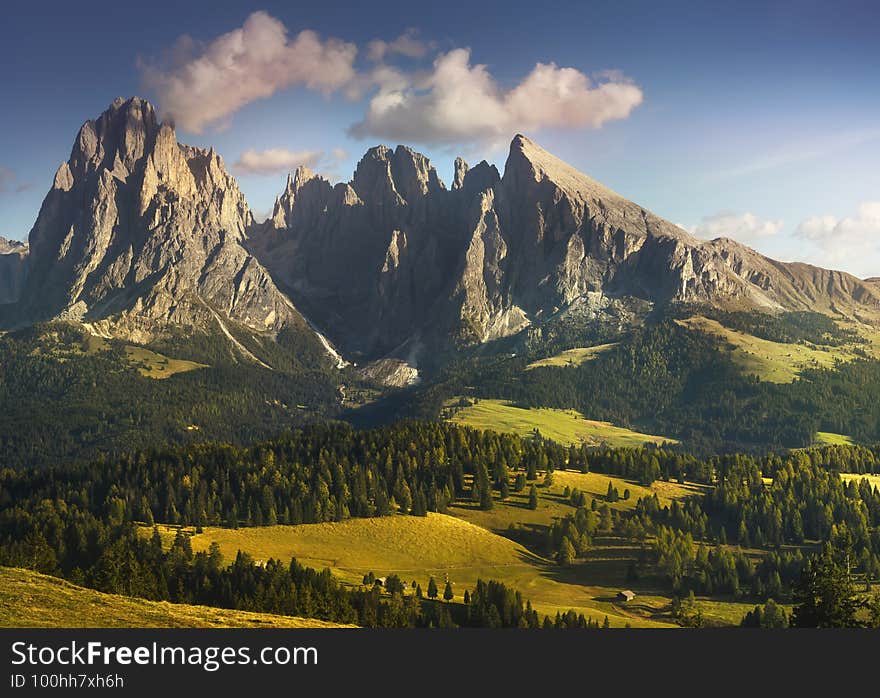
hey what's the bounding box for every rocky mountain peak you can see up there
[351,144,445,208]
[11,97,319,352]
[452,157,469,190]
[271,166,333,230]
[69,97,159,182]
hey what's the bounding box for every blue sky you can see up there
[2,0,879,274]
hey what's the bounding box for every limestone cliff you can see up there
[13,97,316,349]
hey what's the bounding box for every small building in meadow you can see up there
[617,590,636,603]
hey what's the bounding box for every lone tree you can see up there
[792,546,867,628]
[427,576,439,600]
[528,485,538,510]
[444,581,454,602]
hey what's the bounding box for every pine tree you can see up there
[557,536,576,566]
[528,485,538,510]
[427,576,438,599]
[792,547,867,627]
[444,581,454,602]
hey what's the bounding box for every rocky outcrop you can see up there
[248,144,463,360]
[0,238,28,304]
[12,97,321,350]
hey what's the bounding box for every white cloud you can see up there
[795,202,880,275]
[140,11,357,133]
[141,15,642,147]
[692,211,784,243]
[349,48,643,146]
[233,148,324,176]
[233,147,350,177]
[366,28,432,62]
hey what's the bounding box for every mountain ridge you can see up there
[3,97,879,376]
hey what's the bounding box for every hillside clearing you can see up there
[446,398,675,448]
[526,343,618,370]
[840,473,880,491]
[85,335,207,379]
[677,315,859,383]
[815,431,856,446]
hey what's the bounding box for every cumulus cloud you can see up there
[692,211,784,243]
[349,48,643,146]
[795,202,880,275]
[233,148,324,176]
[366,28,432,62]
[141,14,642,146]
[233,147,348,177]
[139,11,357,133]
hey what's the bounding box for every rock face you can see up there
[251,133,880,364]
[249,144,465,359]
[12,97,313,346]
[0,238,28,304]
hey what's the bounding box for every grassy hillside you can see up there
[526,343,618,370]
[147,514,677,628]
[815,431,856,446]
[676,315,861,383]
[0,566,352,628]
[446,398,676,448]
[86,334,206,378]
[840,473,880,490]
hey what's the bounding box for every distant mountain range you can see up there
[3,97,879,380]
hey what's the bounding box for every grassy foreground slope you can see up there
[0,567,351,628]
[447,399,675,448]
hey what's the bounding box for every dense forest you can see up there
[3,421,880,626]
[0,323,342,468]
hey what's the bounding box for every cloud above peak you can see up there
[692,211,784,243]
[350,48,643,146]
[233,148,324,176]
[139,11,357,133]
[233,147,348,177]
[139,12,643,145]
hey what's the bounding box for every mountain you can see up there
[4,96,879,376]
[250,134,880,371]
[6,97,330,360]
[0,237,27,304]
